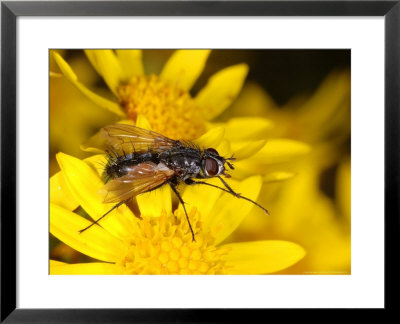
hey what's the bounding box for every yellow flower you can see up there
[53,49,311,182]
[50,50,312,273]
[53,49,249,140]
[227,71,351,274]
[50,151,305,275]
[49,51,116,174]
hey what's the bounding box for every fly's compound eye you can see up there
[205,157,220,176]
[205,148,219,156]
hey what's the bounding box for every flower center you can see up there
[117,209,228,274]
[118,75,206,140]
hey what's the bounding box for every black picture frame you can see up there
[1,0,399,321]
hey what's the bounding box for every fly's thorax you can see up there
[158,146,202,180]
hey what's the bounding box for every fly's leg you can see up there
[78,199,129,233]
[169,182,196,241]
[217,176,240,197]
[185,178,269,215]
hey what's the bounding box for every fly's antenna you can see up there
[225,155,235,170]
[226,161,235,170]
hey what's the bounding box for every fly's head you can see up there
[200,148,235,179]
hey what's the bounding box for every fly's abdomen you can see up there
[103,151,159,182]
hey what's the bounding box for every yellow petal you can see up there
[81,119,134,154]
[205,176,263,245]
[179,177,223,220]
[83,154,109,178]
[56,152,137,239]
[50,260,66,267]
[84,50,123,96]
[50,203,126,263]
[210,117,273,141]
[296,70,350,131]
[263,171,296,183]
[221,240,306,274]
[116,49,144,78]
[50,171,79,211]
[193,126,225,149]
[216,139,232,158]
[228,82,278,117]
[336,159,351,222]
[247,139,311,164]
[196,64,249,120]
[50,71,62,78]
[136,185,172,218]
[50,261,123,274]
[230,140,266,160]
[136,114,152,130]
[80,133,107,154]
[226,159,256,179]
[53,52,125,117]
[161,50,211,91]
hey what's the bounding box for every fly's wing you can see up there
[100,124,178,155]
[100,162,175,203]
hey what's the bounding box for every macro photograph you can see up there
[49,49,351,275]
[1,0,396,319]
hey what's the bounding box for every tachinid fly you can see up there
[79,124,269,241]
